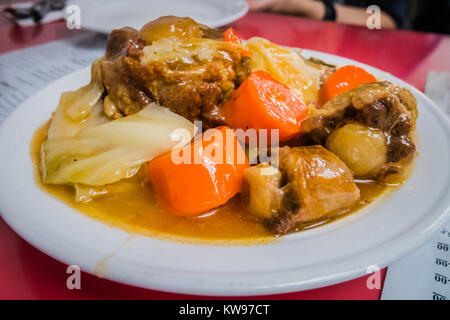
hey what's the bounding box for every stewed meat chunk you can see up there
[99,16,251,126]
[300,81,418,180]
[243,146,360,235]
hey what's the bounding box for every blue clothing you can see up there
[337,0,408,28]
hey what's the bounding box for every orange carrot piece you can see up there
[321,65,377,102]
[147,126,249,216]
[223,27,241,44]
[224,70,309,142]
[223,27,251,56]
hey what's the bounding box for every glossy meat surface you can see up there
[100,17,250,126]
[300,81,418,179]
[244,146,360,235]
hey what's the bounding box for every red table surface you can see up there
[0,11,449,300]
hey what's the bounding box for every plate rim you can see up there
[0,49,449,296]
[69,0,249,33]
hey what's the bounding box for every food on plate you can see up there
[326,123,387,177]
[320,65,377,102]
[47,59,106,139]
[223,27,251,56]
[33,16,418,241]
[246,37,323,108]
[301,81,417,181]
[243,146,360,235]
[224,70,309,142]
[147,126,249,216]
[41,104,195,186]
[100,17,250,126]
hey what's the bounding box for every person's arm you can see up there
[247,0,397,29]
[334,3,396,28]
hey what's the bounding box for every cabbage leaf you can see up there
[41,104,195,186]
[246,37,319,105]
[48,58,106,139]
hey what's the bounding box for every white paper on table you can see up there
[425,71,450,117]
[0,32,105,123]
[382,72,450,300]
[381,221,450,300]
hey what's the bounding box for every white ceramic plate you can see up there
[0,50,449,296]
[69,0,248,33]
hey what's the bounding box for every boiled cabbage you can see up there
[48,58,105,139]
[246,37,319,106]
[141,37,246,66]
[41,104,196,186]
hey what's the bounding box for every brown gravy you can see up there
[32,122,390,244]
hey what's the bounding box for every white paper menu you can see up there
[424,71,450,117]
[382,72,450,300]
[0,33,105,123]
[381,222,450,300]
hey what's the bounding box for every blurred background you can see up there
[246,0,450,34]
[1,0,449,34]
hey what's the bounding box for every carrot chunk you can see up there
[223,27,251,56]
[321,65,377,102]
[223,27,241,44]
[147,126,249,216]
[225,70,309,143]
